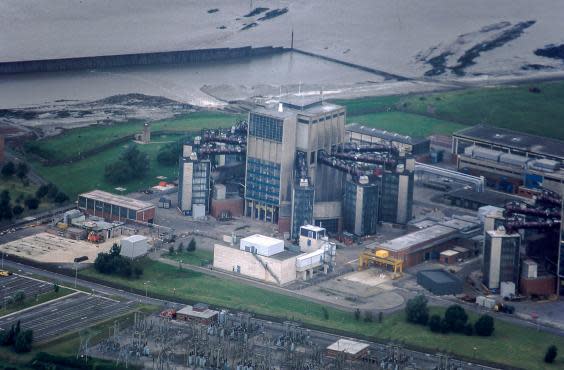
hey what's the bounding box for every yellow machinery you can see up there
[0,270,13,277]
[358,249,403,278]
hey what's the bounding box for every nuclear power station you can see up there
[178,97,414,238]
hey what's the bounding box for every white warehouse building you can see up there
[213,225,336,285]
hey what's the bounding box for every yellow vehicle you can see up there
[0,270,13,277]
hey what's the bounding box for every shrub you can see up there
[13,290,26,305]
[1,162,15,177]
[322,307,329,320]
[187,238,197,252]
[24,197,40,210]
[444,305,468,333]
[14,330,33,353]
[363,310,373,322]
[12,205,24,217]
[405,295,429,325]
[429,314,442,333]
[474,314,495,336]
[463,323,474,336]
[36,184,49,199]
[545,345,557,363]
[177,243,184,253]
[354,309,360,321]
[169,246,174,255]
[53,284,60,293]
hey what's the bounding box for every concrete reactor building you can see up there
[178,97,415,238]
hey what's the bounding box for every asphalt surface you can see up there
[0,291,135,342]
[0,274,55,302]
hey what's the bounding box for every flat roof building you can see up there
[176,304,218,324]
[78,190,155,223]
[326,339,369,359]
[417,269,463,295]
[346,123,430,156]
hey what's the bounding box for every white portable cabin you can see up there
[120,235,149,258]
[239,234,284,257]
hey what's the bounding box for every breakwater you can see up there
[0,46,288,74]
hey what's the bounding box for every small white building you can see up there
[120,235,149,259]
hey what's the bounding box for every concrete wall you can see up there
[213,244,296,285]
[210,198,244,218]
[0,46,288,74]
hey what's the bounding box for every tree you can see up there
[378,311,383,323]
[13,290,26,305]
[545,345,558,363]
[474,314,495,336]
[187,238,197,252]
[16,163,29,182]
[405,295,429,325]
[354,309,360,321]
[429,314,442,333]
[105,146,150,184]
[53,284,60,293]
[54,191,69,204]
[177,242,184,253]
[321,307,329,320]
[1,162,15,177]
[363,310,373,322]
[157,141,181,166]
[0,190,12,220]
[168,246,174,255]
[12,205,24,217]
[444,305,468,333]
[46,183,59,199]
[14,330,33,353]
[36,184,49,199]
[24,197,39,210]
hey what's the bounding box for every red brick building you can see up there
[78,190,155,223]
[210,197,244,219]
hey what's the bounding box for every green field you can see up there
[30,134,182,199]
[27,112,240,162]
[334,79,564,140]
[80,259,564,369]
[164,249,214,266]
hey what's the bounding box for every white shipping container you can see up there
[500,281,516,299]
[296,249,324,270]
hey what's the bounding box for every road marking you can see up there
[346,258,358,264]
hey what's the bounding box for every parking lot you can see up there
[0,291,136,342]
[0,274,56,302]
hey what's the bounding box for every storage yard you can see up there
[0,232,116,264]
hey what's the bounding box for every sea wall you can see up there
[0,46,288,74]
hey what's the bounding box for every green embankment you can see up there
[163,249,214,266]
[27,112,239,163]
[80,259,564,370]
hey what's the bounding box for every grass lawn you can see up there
[0,286,73,317]
[349,112,466,137]
[80,259,564,369]
[30,134,182,199]
[164,249,214,266]
[27,112,240,162]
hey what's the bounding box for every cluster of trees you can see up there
[0,321,33,353]
[36,183,69,204]
[0,180,69,221]
[104,146,149,184]
[94,244,143,278]
[405,296,494,337]
[157,141,182,166]
[1,161,29,184]
[169,238,197,255]
[354,309,384,323]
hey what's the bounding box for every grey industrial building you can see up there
[178,97,415,238]
[346,123,430,156]
[483,227,521,290]
[417,269,463,295]
[452,125,564,193]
